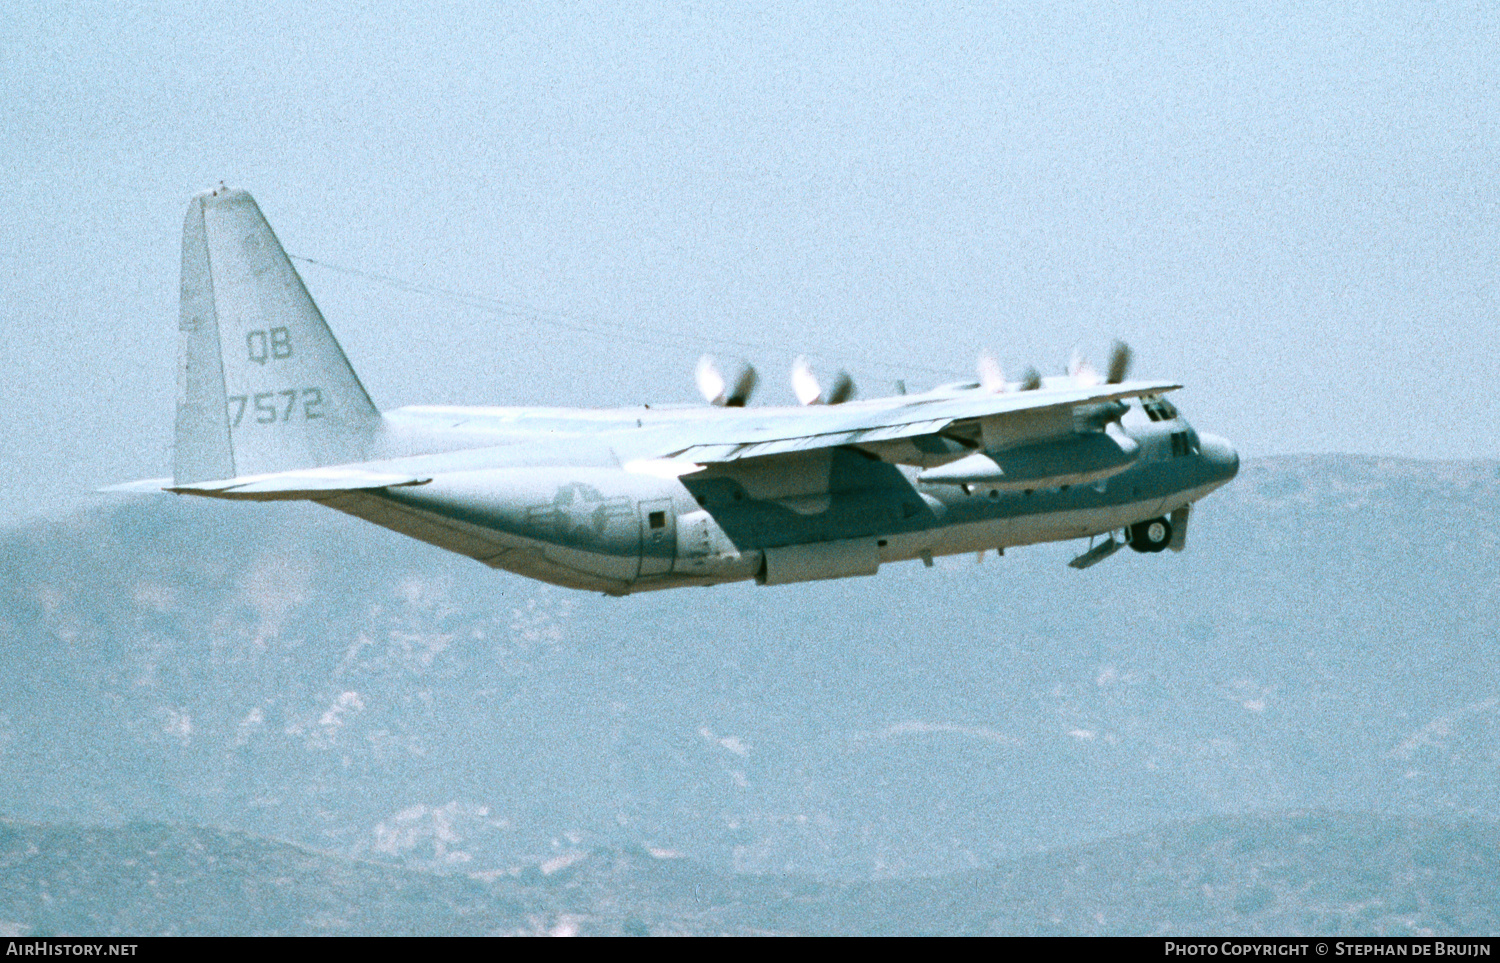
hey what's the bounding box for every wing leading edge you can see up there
[665,379,1180,466]
[166,467,431,501]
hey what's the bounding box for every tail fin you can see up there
[174,188,380,484]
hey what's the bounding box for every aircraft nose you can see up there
[1199,433,1239,481]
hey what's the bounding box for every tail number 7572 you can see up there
[227,388,325,426]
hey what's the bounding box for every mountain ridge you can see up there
[2,808,1494,936]
[0,453,1495,884]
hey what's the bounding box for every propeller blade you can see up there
[1106,340,1132,384]
[1019,366,1041,391]
[696,354,728,406]
[1069,348,1101,387]
[725,364,758,407]
[978,353,1006,393]
[791,356,822,406]
[825,371,856,405]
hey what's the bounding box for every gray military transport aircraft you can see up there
[112,187,1239,595]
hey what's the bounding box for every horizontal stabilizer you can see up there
[98,477,174,494]
[166,467,431,501]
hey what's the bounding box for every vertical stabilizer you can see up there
[174,188,380,484]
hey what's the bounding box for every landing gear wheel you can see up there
[1128,517,1173,553]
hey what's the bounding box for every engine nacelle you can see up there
[917,430,1140,490]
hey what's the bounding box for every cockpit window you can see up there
[1169,431,1198,458]
[1142,395,1179,422]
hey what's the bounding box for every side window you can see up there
[1168,431,1199,458]
[1143,396,1180,422]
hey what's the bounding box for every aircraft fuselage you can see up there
[307,400,1238,595]
[134,187,1240,596]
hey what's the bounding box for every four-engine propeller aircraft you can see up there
[113,187,1239,595]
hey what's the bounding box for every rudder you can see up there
[174,188,380,484]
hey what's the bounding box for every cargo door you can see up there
[637,498,676,577]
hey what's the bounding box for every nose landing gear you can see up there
[1128,516,1173,553]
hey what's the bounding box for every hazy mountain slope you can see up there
[1,811,1494,936]
[0,455,1495,877]
[826,810,1500,936]
[0,820,520,936]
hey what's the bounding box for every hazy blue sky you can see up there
[2,1,1496,523]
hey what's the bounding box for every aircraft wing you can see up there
[665,379,1181,464]
[166,467,431,501]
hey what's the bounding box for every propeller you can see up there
[825,371,856,405]
[696,354,759,407]
[791,356,821,405]
[791,356,857,405]
[1105,340,1132,384]
[968,340,1130,394]
[695,354,726,405]
[1068,348,1101,387]
[1078,340,1135,429]
[726,365,758,407]
[1067,340,1132,387]
[977,353,1006,393]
